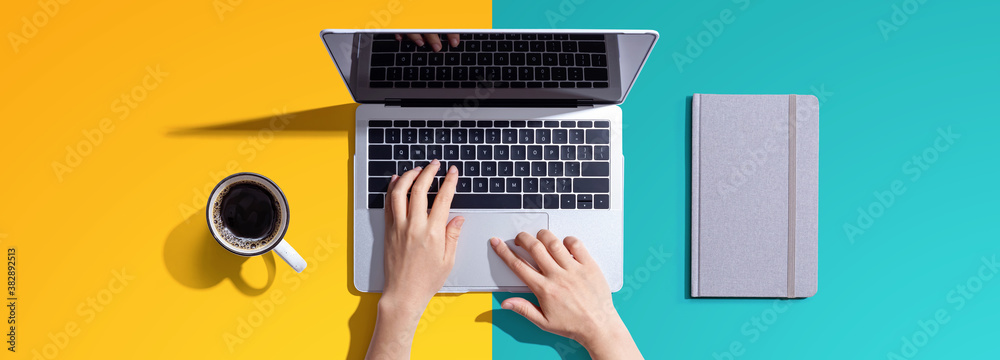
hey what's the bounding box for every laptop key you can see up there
[385,128,401,143]
[398,161,414,174]
[544,194,559,209]
[429,53,444,65]
[368,194,384,209]
[494,145,510,160]
[477,145,492,160]
[435,129,451,143]
[515,161,530,176]
[419,129,434,143]
[578,41,606,53]
[574,178,609,192]
[577,194,593,209]
[584,68,608,81]
[402,128,417,143]
[490,178,505,192]
[581,162,610,176]
[569,129,585,144]
[592,54,608,67]
[578,146,592,160]
[370,81,393,88]
[410,145,425,160]
[540,178,555,193]
[395,54,411,66]
[461,145,476,160]
[527,145,543,160]
[482,161,497,176]
[586,129,610,144]
[506,178,521,193]
[369,128,385,143]
[456,178,472,192]
[369,145,392,159]
[548,162,564,176]
[561,195,576,209]
[371,41,398,52]
[595,146,610,160]
[524,194,542,209]
[519,129,534,143]
[451,194,521,209]
[556,178,572,193]
[452,129,468,143]
[531,162,546,176]
[511,145,526,160]
[443,145,459,160]
[502,129,518,144]
[536,129,551,144]
[523,177,538,192]
[499,161,513,176]
[370,68,387,81]
[575,54,591,67]
[427,145,442,160]
[369,177,391,192]
[486,129,501,143]
[465,161,480,176]
[595,194,609,209]
[473,178,488,193]
[369,161,396,176]
[544,145,560,160]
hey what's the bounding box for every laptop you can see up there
[320,29,658,292]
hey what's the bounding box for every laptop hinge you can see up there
[384,99,597,108]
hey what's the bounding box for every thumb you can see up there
[444,216,464,259]
[502,297,548,329]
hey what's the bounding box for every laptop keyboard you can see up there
[367,119,611,210]
[367,33,610,89]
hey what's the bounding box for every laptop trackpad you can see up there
[444,212,549,288]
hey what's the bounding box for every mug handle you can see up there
[273,239,307,273]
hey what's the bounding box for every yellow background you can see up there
[1,0,492,358]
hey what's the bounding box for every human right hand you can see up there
[490,231,643,359]
[395,33,460,52]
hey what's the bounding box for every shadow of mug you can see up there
[163,210,276,296]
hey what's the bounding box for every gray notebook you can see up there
[691,94,818,298]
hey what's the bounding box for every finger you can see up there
[515,232,561,275]
[563,236,595,265]
[429,165,458,224]
[408,161,439,220]
[447,34,460,47]
[490,237,543,285]
[536,229,574,269]
[390,167,420,223]
[443,216,464,262]
[501,297,548,329]
[423,34,442,52]
[384,174,399,228]
[406,34,425,46]
[394,34,402,41]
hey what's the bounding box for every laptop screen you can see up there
[321,30,657,105]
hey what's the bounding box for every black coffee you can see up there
[221,182,277,238]
[211,180,283,251]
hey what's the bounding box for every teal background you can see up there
[491,0,999,359]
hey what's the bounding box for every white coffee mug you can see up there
[207,172,307,272]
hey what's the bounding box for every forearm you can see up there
[581,319,643,360]
[365,297,426,360]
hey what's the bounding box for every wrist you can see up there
[378,292,429,322]
[577,314,633,355]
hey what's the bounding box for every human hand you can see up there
[490,231,643,360]
[395,33,460,52]
[382,159,463,310]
